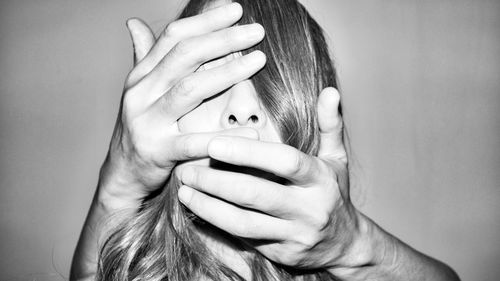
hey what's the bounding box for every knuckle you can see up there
[296,231,322,251]
[192,169,205,187]
[326,159,348,182]
[124,71,136,88]
[156,95,172,117]
[240,186,260,207]
[223,27,238,45]
[314,211,331,231]
[171,40,190,57]
[287,150,305,176]
[171,39,198,61]
[277,246,305,266]
[316,160,334,185]
[174,76,196,97]
[180,135,198,158]
[163,21,181,38]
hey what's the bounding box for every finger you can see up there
[129,2,243,85]
[147,50,266,123]
[317,87,346,162]
[207,137,325,186]
[178,185,290,240]
[136,24,265,107]
[168,127,259,161]
[178,166,300,217]
[126,18,156,66]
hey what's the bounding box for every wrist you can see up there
[327,210,388,278]
[95,184,142,213]
[95,155,146,211]
[327,210,461,281]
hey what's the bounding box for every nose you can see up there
[220,81,267,129]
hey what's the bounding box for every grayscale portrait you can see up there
[1,0,499,280]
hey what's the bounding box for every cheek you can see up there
[177,107,211,133]
[261,118,283,143]
[177,97,226,133]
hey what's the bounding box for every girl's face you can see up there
[176,53,282,167]
[174,0,284,185]
[177,53,280,141]
[176,0,281,168]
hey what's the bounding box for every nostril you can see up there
[249,115,259,124]
[224,113,264,127]
[228,115,237,125]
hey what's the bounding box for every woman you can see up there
[71,0,460,280]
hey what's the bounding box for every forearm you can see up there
[70,166,142,281]
[329,212,460,281]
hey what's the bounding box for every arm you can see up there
[70,166,142,281]
[70,3,266,279]
[329,211,460,281]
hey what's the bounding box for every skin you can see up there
[71,2,461,281]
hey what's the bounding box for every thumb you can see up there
[317,87,347,162]
[126,18,156,65]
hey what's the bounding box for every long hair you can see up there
[97,0,340,280]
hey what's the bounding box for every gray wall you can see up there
[0,0,498,280]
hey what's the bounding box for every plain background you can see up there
[0,0,499,280]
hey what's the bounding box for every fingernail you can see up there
[326,87,340,104]
[227,2,243,17]
[246,23,265,41]
[126,17,135,27]
[208,137,230,159]
[178,186,193,204]
[243,50,266,67]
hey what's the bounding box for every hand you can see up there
[177,87,361,270]
[99,3,267,204]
